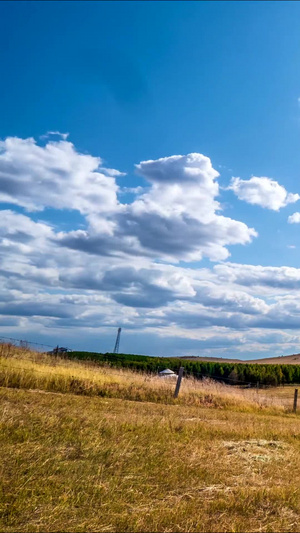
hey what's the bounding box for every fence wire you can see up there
[0,336,65,351]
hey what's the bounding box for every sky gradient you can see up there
[1,1,300,358]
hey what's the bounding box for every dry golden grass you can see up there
[1,345,300,532]
[1,387,300,532]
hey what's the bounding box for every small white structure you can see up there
[158,368,177,378]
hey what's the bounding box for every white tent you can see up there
[158,368,177,378]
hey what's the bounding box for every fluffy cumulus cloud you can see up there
[0,136,120,217]
[57,152,257,263]
[1,135,300,357]
[288,212,300,224]
[0,138,257,262]
[229,176,299,210]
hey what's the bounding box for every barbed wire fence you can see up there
[0,336,63,352]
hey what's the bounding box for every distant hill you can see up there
[180,353,300,365]
[180,355,244,363]
[248,353,300,365]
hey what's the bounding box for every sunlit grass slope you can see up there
[1,345,300,532]
[1,387,300,532]
[0,344,295,412]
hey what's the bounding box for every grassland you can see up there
[1,345,300,532]
[64,349,300,387]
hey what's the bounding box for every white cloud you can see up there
[214,262,300,290]
[0,136,120,216]
[229,176,299,210]
[40,131,70,140]
[126,154,257,261]
[0,210,54,258]
[288,212,300,224]
[53,151,257,263]
[0,139,258,263]
[2,211,300,354]
[3,136,300,356]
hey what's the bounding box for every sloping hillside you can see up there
[181,353,300,365]
[248,353,300,365]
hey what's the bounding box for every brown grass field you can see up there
[1,344,300,532]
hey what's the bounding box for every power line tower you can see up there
[113,327,122,354]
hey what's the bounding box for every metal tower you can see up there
[113,327,121,354]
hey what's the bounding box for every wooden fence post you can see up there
[293,388,298,413]
[174,367,184,399]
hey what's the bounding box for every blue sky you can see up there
[1,1,300,358]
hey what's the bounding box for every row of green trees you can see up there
[65,351,300,386]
